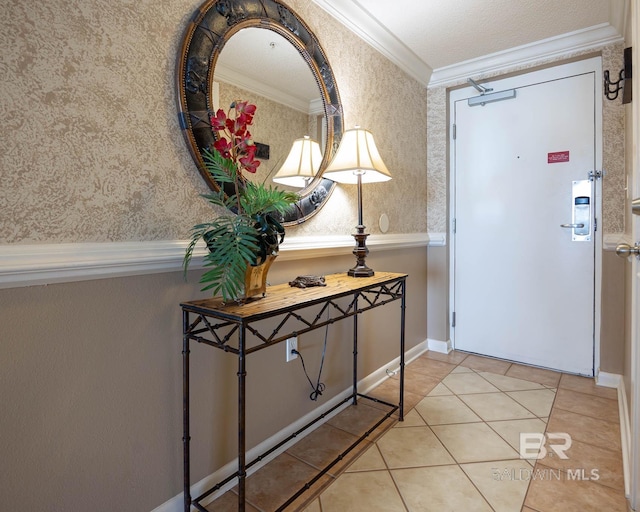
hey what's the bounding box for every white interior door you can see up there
[451,58,602,375]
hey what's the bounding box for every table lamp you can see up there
[323,127,392,277]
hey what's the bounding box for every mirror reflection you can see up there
[213,28,326,191]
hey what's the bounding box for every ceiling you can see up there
[311,0,628,87]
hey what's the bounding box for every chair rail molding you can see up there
[0,233,435,289]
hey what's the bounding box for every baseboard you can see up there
[151,339,429,512]
[427,338,452,354]
[596,370,631,498]
[595,370,622,389]
[618,380,632,500]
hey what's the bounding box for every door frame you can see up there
[629,2,639,508]
[448,57,603,373]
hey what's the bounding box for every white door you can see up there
[451,57,602,375]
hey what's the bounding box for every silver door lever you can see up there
[560,223,585,228]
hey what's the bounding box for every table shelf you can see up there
[181,272,407,511]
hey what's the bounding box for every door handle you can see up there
[616,243,640,258]
[560,223,585,228]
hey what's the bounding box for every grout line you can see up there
[306,352,626,511]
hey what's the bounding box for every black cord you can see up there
[292,312,330,401]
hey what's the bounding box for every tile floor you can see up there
[207,351,627,512]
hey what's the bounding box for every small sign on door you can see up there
[548,151,570,163]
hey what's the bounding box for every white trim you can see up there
[604,232,634,251]
[425,232,446,247]
[596,369,623,389]
[427,338,452,354]
[429,23,622,89]
[310,0,432,86]
[597,371,632,499]
[0,233,435,289]
[151,339,429,512]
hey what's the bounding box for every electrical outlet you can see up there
[286,337,298,362]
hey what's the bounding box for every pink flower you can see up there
[209,100,261,176]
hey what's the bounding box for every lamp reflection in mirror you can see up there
[272,136,322,188]
[323,127,392,277]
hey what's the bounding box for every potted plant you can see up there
[183,101,299,302]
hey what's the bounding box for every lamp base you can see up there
[348,225,374,277]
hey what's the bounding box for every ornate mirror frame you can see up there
[176,0,343,226]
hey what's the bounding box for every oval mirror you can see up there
[177,0,343,226]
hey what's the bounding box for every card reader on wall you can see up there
[560,180,592,242]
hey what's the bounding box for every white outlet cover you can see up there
[379,213,390,233]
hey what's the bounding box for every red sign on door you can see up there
[548,151,570,163]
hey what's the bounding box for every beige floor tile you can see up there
[524,463,628,511]
[318,470,406,512]
[327,402,389,438]
[442,372,501,394]
[460,354,512,374]
[478,371,546,391]
[431,422,520,463]
[507,389,556,417]
[368,378,423,413]
[451,365,475,373]
[286,424,360,475]
[546,408,621,452]
[538,438,625,491]
[239,452,330,511]
[427,382,453,396]
[391,465,493,511]
[553,388,619,423]
[424,350,470,365]
[414,395,482,425]
[506,363,561,387]
[346,444,387,472]
[403,368,442,396]
[487,418,547,453]
[461,460,531,512]
[460,392,537,421]
[521,507,539,512]
[377,426,455,468]
[559,373,618,400]
[406,356,457,379]
[395,409,426,427]
[302,498,321,512]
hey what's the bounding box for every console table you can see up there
[181,272,407,511]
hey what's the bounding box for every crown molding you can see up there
[215,66,314,114]
[428,23,623,88]
[310,0,432,86]
[0,233,433,289]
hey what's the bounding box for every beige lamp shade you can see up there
[272,136,323,188]
[323,127,392,184]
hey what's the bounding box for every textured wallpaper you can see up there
[0,0,428,245]
[427,43,626,235]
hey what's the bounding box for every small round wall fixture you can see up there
[176,0,343,226]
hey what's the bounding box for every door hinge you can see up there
[452,312,456,328]
[453,218,457,234]
[588,170,603,181]
[452,123,457,140]
[594,217,597,231]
